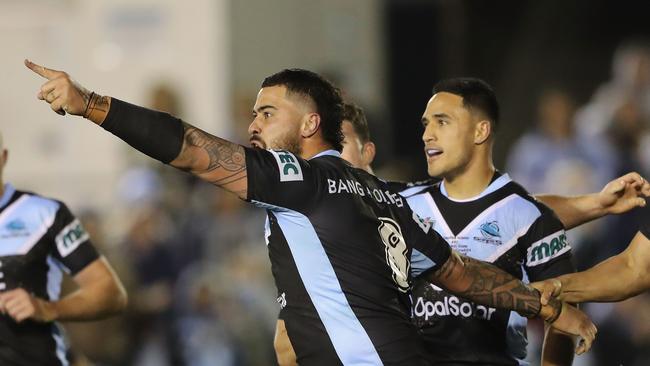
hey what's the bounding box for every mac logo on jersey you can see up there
[269,150,304,182]
[55,219,89,257]
[378,217,410,292]
[526,231,570,266]
[479,221,501,238]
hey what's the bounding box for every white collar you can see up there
[440,173,512,202]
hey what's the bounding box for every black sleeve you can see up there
[101,98,185,164]
[406,209,452,277]
[245,147,318,212]
[50,203,100,275]
[521,209,576,281]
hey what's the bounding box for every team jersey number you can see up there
[378,217,411,292]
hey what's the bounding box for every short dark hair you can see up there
[342,102,371,143]
[262,69,344,152]
[432,77,499,131]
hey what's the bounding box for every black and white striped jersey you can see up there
[0,184,99,366]
[246,148,452,366]
[400,173,575,366]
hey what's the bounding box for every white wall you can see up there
[0,0,229,209]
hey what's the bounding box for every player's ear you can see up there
[474,119,491,145]
[361,141,376,166]
[302,113,321,138]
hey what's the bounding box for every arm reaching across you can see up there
[427,251,597,354]
[536,172,649,229]
[24,60,249,199]
[535,230,650,304]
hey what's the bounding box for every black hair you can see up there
[262,69,344,152]
[342,102,371,143]
[432,77,499,131]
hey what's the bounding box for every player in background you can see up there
[0,131,127,365]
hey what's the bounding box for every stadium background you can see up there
[1,0,649,364]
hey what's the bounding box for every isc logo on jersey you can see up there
[270,150,303,182]
[526,230,570,266]
[55,219,89,257]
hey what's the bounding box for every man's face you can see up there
[340,120,365,168]
[421,92,477,179]
[248,85,307,155]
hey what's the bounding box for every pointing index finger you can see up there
[24,59,61,80]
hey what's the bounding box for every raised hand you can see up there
[24,59,92,117]
[598,172,650,215]
[547,302,597,355]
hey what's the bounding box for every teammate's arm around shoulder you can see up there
[426,250,597,354]
[24,60,248,199]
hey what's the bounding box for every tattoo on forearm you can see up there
[179,124,247,190]
[84,92,111,124]
[433,254,544,318]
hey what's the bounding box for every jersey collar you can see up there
[0,183,16,209]
[440,173,512,202]
[309,149,341,160]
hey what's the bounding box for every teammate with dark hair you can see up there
[25,61,596,365]
[400,77,579,365]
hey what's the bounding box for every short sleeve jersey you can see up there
[401,174,575,365]
[0,184,100,366]
[245,148,451,366]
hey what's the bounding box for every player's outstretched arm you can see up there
[0,257,127,322]
[24,60,248,199]
[535,172,649,229]
[535,231,650,303]
[427,251,597,354]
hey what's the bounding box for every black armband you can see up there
[101,98,185,164]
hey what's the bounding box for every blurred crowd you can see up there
[59,41,650,366]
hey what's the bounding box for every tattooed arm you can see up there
[25,60,249,199]
[427,251,597,354]
[170,123,247,198]
[428,251,551,318]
